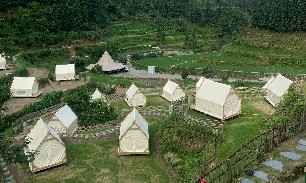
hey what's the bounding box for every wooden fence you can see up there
[196,106,306,183]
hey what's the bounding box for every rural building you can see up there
[49,105,78,135]
[0,55,6,70]
[86,51,126,72]
[195,78,242,120]
[10,77,39,97]
[196,76,205,93]
[263,74,293,106]
[125,84,146,107]
[162,80,185,102]
[55,64,75,81]
[91,88,106,101]
[148,66,156,74]
[118,108,149,155]
[24,118,67,173]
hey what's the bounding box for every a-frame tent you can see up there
[125,84,146,107]
[162,80,185,102]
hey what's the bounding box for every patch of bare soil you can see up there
[0,69,13,78]
[251,100,275,117]
[28,68,47,79]
[9,164,29,183]
[3,79,88,115]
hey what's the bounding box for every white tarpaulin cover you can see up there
[49,105,78,135]
[55,64,75,81]
[10,77,38,97]
[196,76,205,93]
[25,119,66,172]
[0,55,6,70]
[125,84,146,107]
[195,78,242,120]
[86,51,125,72]
[119,108,149,155]
[264,74,293,106]
[162,80,185,102]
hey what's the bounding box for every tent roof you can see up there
[267,74,292,97]
[26,119,63,152]
[91,88,102,100]
[196,77,205,88]
[163,80,180,95]
[120,108,148,139]
[262,76,276,89]
[11,77,36,90]
[86,64,96,70]
[196,78,232,105]
[97,51,125,72]
[55,105,78,128]
[0,56,5,63]
[126,84,139,99]
[55,64,75,74]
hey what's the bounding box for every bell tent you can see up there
[195,78,242,120]
[118,108,149,155]
[49,105,78,135]
[263,74,293,106]
[24,119,67,172]
[86,51,126,72]
[0,55,6,70]
[10,77,39,97]
[91,88,106,101]
[55,64,75,81]
[125,84,146,107]
[162,80,185,102]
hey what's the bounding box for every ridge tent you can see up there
[10,77,39,97]
[263,74,293,106]
[125,84,146,107]
[162,80,185,102]
[118,108,149,155]
[86,51,126,72]
[55,64,75,81]
[196,76,205,93]
[24,119,67,172]
[195,78,242,120]
[49,105,78,135]
[0,55,6,70]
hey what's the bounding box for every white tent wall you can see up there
[223,91,242,119]
[0,62,5,70]
[30,134,66,172]
[266,89,280,107]
[67,118,78,134]
[172,88,185,101]
[162,90,172,102]
[32,80,39,95]
[195,97,223,119]
[119,128,149,154]
[56,73,75,81]
[126,92,146,107]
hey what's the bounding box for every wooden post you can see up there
[227,159,232,183]
[304,167,306,183]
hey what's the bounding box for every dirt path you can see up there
[251,100,276,117]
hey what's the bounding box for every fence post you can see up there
[227,159,232,183]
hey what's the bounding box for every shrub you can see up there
[37,78,49,88]
[181,69,189,79]
[13,68,29,77]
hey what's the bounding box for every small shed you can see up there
[263,74,293,106]
[55,64,75,81]
[195,78,242,120]
[196,76,205,93]
[148,66,156,74]
[24,119,67,172]
[125,84,146,107]
[162,80,185,102]
[0,55,6,70]
[118,108,149,155]
[10,77,39,97]
[49,105,78,135]
[91,88,106,101]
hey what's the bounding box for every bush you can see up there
[37,78,49,88]
[181,69,189,79]
[13,68,29,77]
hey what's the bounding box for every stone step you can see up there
[240,177,255,183]
[263,159,283,171]
[296,144,306,152]
[253,171,269,182]
[298,139,306,146]
[279,152,301,160]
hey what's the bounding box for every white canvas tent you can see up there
[195,78,242,120]
[162,80,185,102]
[0,55,6,70]
[263,74,293,107]
[55,64,75,81]
[125,84,146,107]
[24,119,67,173]
[196,76,205,93]
[91,88,106,101]
[10,77,39,97]
[118,108,149,155]
[49,105,78,135]
[86,51,125,72]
